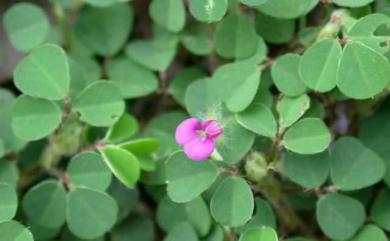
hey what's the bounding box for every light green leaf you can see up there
[66,187,118,239]
[284,151,329,189]
[67,152,112,191]
[107,57,158,99]
[0,183,17,222]
[330,137,385,190]
[212,62,261,112]
[210,176,254,227]
[3,3,49,51]
[348,225,387,241]
[106,113,139,144]
[239,227,278,241]
[12,95,62,141]
[333,0,374,7]
[277,94,310,128]
[359,108,390,187]
[166,152,219,203]
[0,159,19,187]
[255,0,319,19]
[180,24,213,56]
[0,221,33,241]
[157,196,211,237]
[283,118,331,154]
[337,42,390,99]
[99,146,141,188]
[164,222,198,241]
[170,67,206,106]
[22,180,66,228]
[316,193,365,240]
[75,3,133,56]
[68,55,100,98]
[149,0,185,32]
[236,103,277,137]
[240,0,267,7]
[14,44,70,100]
[255,12,295,44]
[371,188,390,231]
[126,40,176,71]
[271,54,307,97]
[215,14,259,59]
[72,81,125,127]
[119,138,159,157]
[299,39,342,92]
[188,0,228,22]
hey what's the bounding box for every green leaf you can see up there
[284,151,329,189]
[164,222,198,241]
[29,222,61,241]
[212,62,261,112]
[210,176,254,227]
[66,187,118,239]
[100,146,141,188]
[255,0,319,19]
[215,14,259,59]
[81,0,116,7]
[72,81,125,127]
[0,183,17,222]
[14,44,70,100]
[12,95,62,141]
[119,138,159,157]
[240,0,267,7]
[330,137,385,190]
[180,24,213,56]
[188,0,228,22]
[337,42,390,99]
[271,54,307,97]
[22,180,66,228]
[359,108,390,187]
[157,196,211,237]
[242,37,268,65]
[0,159,19,187]
[126,40,176,71]
[3,3,49,51]
[75,3,133,56]
[170,67,206,106]
[371,188,390,231]
[0,89,25,153]
[108,180,139,222]
[185,78,219,116]
[283,118,331,154]
[67,152,112,191]
[68,55,100,98]
[166,152,219,203]
[348,225,387,241]
[239,227,278,241]
[0,221,33,241]
[316,193,365,240]
[236,103,277,137]
[106,113,139,144]
[255,12,295,44]
[299,39,342,92]
[277,94,310,128]
[239,197,276,233]
[149,0,185,33]
[333,0,374,7]
[107,57,158,99]
[111,213,155,241]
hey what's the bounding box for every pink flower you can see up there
[175,118,223,161]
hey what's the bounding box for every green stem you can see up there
[52,0,71,49]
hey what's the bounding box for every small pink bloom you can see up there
[175,118,222,161]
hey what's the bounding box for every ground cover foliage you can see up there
[0,0,390,241]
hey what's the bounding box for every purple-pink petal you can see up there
[203,120,223,141]
[175,118,201,146]
[183,138,215,161]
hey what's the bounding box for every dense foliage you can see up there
[0,0,390,241]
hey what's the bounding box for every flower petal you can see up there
[203,119,222,141]
[175,118,202,146]
[183,138,215,161]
